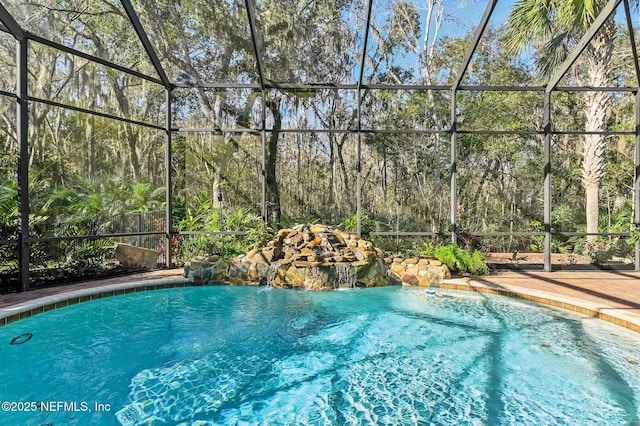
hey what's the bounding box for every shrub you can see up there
[176,207,273,262]
[421,243,489,275]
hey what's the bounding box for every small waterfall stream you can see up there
[334,264,356,289]
[265,264,279,287]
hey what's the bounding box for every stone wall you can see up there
[183,255,226,285]
[386,257,451,287]
[184,224,452,290]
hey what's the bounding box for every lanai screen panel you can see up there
[551,90,636,134]
[275,131,357,225]
[0,30,16,278]
[456,133,543,232]
[461,0,538,88]
[0,93,15,180]
[551,109,636,265]
[364,0,485,85]
[2,0,157,76]
[0,27,17,286]
[27,41,165,128]
[174,131,262,212]
[26,100,167,268]
[254,0,367,85]
[456,90,545,132]
[265,88,358,131]
[131,0,258,85]
[567,129,636,264]
[171,130,262,264]
[361,88,449,131]
[172,87,263,130]
[362,132,450,234]
[0,29,15,94]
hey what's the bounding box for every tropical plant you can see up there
[176,201,273,263]
[62,239,115,271]
[0,181,18,271]
[420,242,489,275]
[504,0,633,247]
[0,181,18,239]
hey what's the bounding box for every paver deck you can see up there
[0,269,186,310]
[443,270,640,332]
[1,268,639,332]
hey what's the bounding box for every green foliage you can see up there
[419,242,437,257]
[0,181,51,269]
[0,181,18,238]
[339,211,389,246]
[339,212,360,233]
[176,203,273,263]
[63,239,115,270]
[0,182,18,271]
[1,174,167,276]
[340,211,386,234]
[529,218,579,255]
[39,176,165,235]
[420,242,489,275]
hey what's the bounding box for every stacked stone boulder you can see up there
[227,224,391,290]
[386,257,451,287]
[183,254,226,284]
[184,224,455,290]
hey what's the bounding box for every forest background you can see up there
[0,0,639,283]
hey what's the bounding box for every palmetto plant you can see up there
[0,175,167,278]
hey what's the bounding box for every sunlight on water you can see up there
[0,286,639,425]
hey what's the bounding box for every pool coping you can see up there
[440,278,640,333]
[0,277,194,326]
[1,274,639,334]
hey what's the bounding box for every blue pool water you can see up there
[1,286,639,425]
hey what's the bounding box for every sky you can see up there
[360,0,519,84]
[363,0,639,86]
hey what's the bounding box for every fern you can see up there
[418,242,437,257]
[434,244,462,271]
[433,243,489,275]
[467,249,490,275]
[66,239,115,268]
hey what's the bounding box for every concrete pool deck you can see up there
[441,271,640,333]
[1,269,639,333]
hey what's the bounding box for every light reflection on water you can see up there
[0,286,638,425]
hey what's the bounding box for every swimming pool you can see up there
[1,286,639,425]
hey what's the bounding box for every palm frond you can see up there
[503,0,556,54]
[560,0,594,29]
[537,31,571,77]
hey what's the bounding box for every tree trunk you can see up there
[580,24,613,245]
[86,113,96,177]
[328,134,336,208]
[265,100,282,225]
[125,126,140,179]
[334,136,355,211]
[585,182,600,240]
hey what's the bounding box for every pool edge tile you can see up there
[2,277,639,335]
[0,277,193,326]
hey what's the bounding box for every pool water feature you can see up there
[335,263,357,288]
[0,286,639,425]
